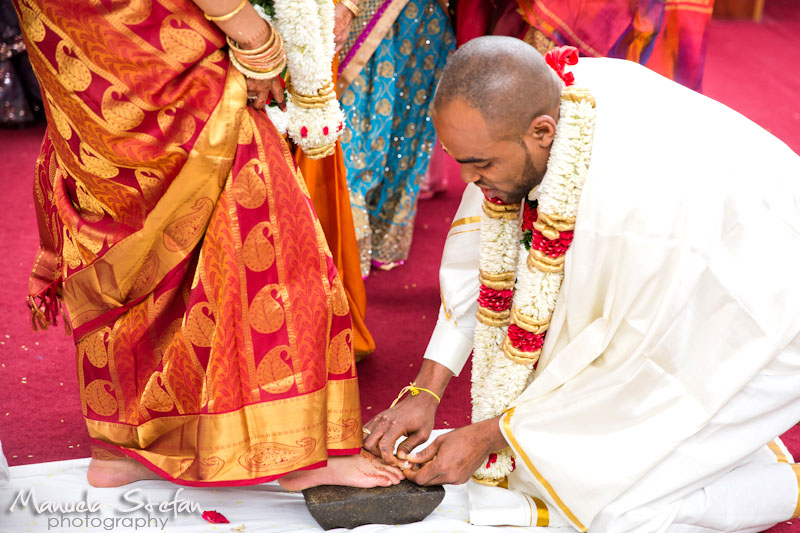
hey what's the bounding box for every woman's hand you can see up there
[333,2,355,55]
[246,76,286,111]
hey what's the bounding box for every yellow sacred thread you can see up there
[390,382,440,407]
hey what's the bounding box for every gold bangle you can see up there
[390,382,441,408]
[339,0,360,16]
[227,32,275,56]
[229,49,286,80]
[204,0,248,22]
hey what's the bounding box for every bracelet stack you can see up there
[227,23,286,81]
[338,0,360,17]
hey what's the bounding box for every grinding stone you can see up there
[302,480,445,530]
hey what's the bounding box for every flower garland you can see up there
[471,48,597,485]
[252,0,344,159]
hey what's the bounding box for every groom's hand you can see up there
[362,391,438,466]
[403,416,507,486]
[362,360,454,465]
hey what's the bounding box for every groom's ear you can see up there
[526,114,557,148]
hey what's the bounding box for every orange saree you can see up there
[18,0,362,486]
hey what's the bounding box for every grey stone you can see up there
[302,480,445,530]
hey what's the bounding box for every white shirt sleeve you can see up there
[421,184,483,377]
[423,305,475,376]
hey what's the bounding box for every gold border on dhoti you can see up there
[502,408,587,531]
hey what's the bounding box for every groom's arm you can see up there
[363,184,485,465]
[362,359,454,465]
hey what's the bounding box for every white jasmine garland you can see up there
[471,85,596,484]
[253,0,344,157]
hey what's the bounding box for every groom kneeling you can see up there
[365,36,800,532]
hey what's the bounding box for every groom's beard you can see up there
[506,150,540,204]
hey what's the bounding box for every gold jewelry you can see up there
[229,49,286,80]
[362,427,371,435]
[227,31,275,56]
[390,382,441,408]
[204,0,247,22]
[226,23,286,81]
[339,0,360,16]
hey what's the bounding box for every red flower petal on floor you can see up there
[202,510,229,524]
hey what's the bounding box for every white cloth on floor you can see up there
[0,430,576,533]
[0,440,9,487]
[423,57,800,532]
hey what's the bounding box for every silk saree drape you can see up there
[293,58,375,359]
[17,0,361,486]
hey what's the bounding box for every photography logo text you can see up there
[7,487,200,530]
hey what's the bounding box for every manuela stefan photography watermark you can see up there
[5,486,201,531]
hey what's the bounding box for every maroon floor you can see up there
[0,0,799,529]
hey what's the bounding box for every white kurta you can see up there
[423,58,800,532]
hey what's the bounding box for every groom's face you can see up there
[432,99,544,204]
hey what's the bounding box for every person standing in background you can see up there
[456,0,713,91]
[0,0,41,126]
[337,0,454,277]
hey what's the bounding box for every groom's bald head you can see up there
[433,36,562,138]
[432,37,563,204]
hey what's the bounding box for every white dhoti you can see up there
[423,58,800,532]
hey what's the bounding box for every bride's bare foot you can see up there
[278,450,405,491]
[87,458,161,487]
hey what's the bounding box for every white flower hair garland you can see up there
[471,49,597,486]
[253,0,344,159]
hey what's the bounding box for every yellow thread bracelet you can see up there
[390,382,440,407]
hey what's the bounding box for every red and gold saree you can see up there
[16,0,362,486]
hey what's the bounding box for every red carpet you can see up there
[0,0,798,529]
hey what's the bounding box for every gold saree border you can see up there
[336,0,411,95]
[86,378,362,484]
[63,68,247,332]
[792,463,800,519]
[503,407,587,532]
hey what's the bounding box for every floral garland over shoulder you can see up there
[471,48,597,485]
[251,0,343,159]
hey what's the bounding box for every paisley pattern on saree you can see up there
[20,0,362,486]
